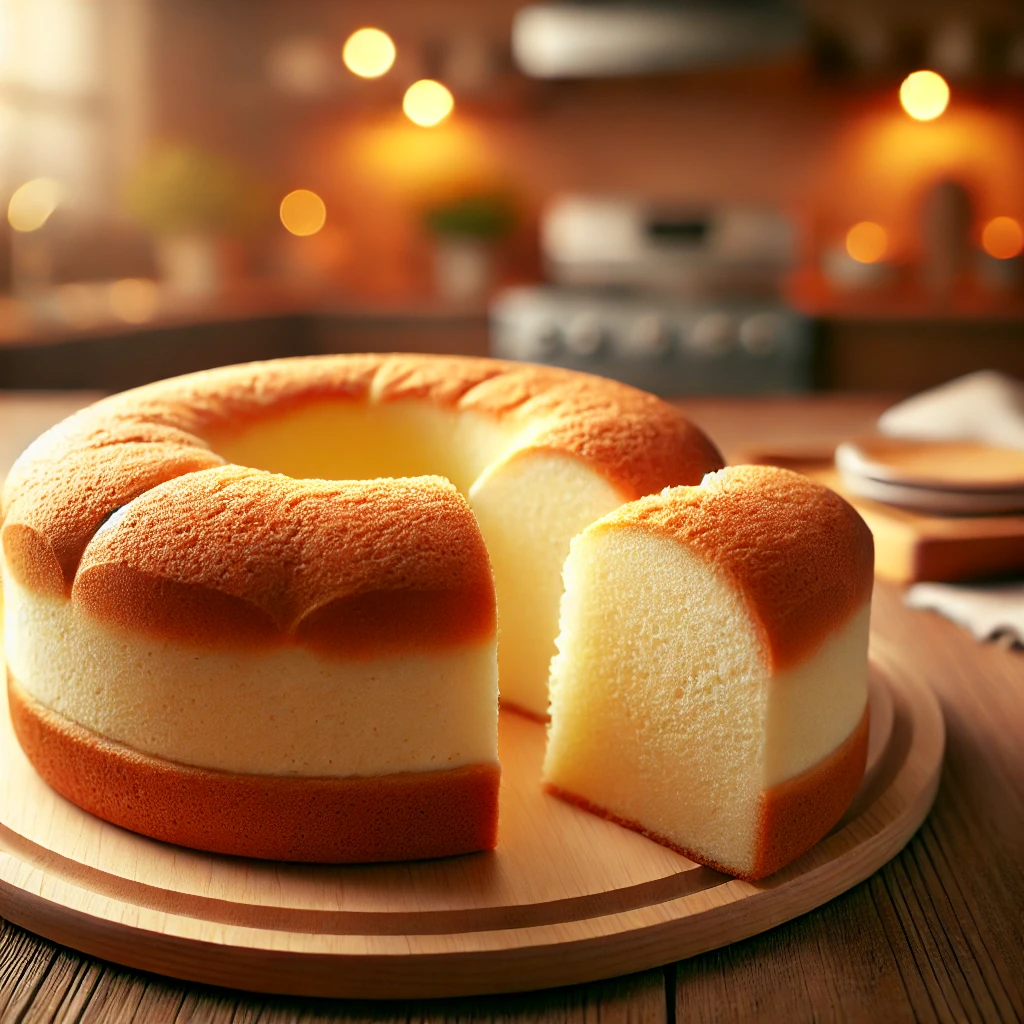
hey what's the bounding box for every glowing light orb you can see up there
[981,216,1023,260]
[342,28,395,79]
[900,71,950,122]
[8,178,63,232]
[845,221,888,264]
[280,189,327,236]
[402,79,454,127]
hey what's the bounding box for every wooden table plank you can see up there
[16,946,104,1024]
[0,921,61,1021]
[675,879,933,1023]
[0,927,667,1024]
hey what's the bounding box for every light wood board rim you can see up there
[838,437,1024,492]
[0,661,943,999]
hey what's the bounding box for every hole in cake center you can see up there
[204,399,519,495]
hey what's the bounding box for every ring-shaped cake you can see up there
[1,354,723,862]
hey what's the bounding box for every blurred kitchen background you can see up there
[0,0,1021,395]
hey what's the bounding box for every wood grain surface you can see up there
[0,393,1021,1022]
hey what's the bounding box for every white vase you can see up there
[155,234,222,299]
[433,237,495,303]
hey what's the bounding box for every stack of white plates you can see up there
[835,437,1024,515]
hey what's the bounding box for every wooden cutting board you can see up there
[732,444,1024,583]
[813,464,1024,583]
[0,660,942,999]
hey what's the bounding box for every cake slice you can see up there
[542,465,874,880]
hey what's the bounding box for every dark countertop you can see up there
[0,287,491,391]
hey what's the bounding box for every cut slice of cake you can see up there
[542,465,874,880]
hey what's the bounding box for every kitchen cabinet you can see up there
[815,316,1024,392]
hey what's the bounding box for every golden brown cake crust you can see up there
[72,467,496,654]
[752,704,869,878]
[545,705,870,881]
[1,355,722,606]
[591,465,874,671]
[8,672,500,862]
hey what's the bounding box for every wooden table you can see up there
[1,392,1021,1023]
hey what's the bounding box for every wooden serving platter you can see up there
[838,437,1024,492]
[0,661,942,999]
[835,439,1024,516]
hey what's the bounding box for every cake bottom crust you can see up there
[8,672,500,863]
[545,705,870,881]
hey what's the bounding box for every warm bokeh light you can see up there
[0,298,30,342]
[899,71,950,122]
[342,28,395,78]
[109,278,160,324]
[268,37,333,97]
[403,80,454,127]
[340,119,496,197]
[822,107,1023,245]
[7,178,62,232]
[981,216,1023,260]
[280,189,327,236]
[845,221,888,263]
[57,283,105,327]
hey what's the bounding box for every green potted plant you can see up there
[125,144,267,297]
[422,192,515,302]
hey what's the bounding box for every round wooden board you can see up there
[0,660,942,999]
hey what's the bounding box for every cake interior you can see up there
[207,398,624,719]
[3,567,497,777]
[542,527,870,876]
[7,674,501,863]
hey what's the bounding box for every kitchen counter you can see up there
[1,280,1022,396]
[0,393,1021,1023]
[0,289,490,391]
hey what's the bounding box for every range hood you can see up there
[512,1,805,79]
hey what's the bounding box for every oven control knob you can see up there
[686,313,735,356]
[565,313,605,356]
[739,312,784,356]
[627,315,673,357]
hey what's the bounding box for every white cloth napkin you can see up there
[885,372,1024,644]
[879,370,1024,450]
[905,582,1024,646]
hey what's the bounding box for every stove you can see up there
[490,287,812,397]
[490,195,812,396]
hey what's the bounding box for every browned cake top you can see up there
[2,354,723,604]
[70,466,496,655]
